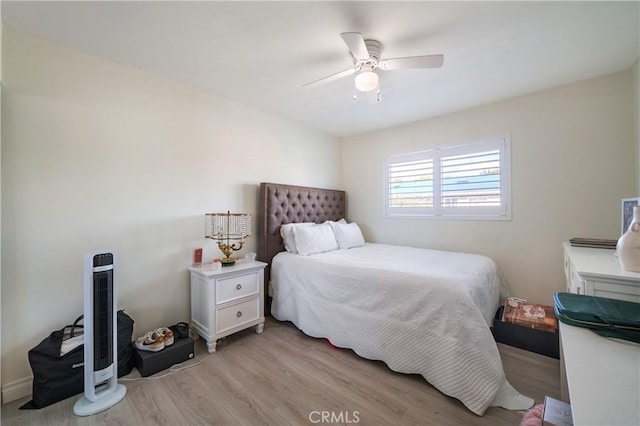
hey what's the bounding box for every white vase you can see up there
[617,206,640,272]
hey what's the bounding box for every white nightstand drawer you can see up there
[216,297,260,334]
[216,272,259,304]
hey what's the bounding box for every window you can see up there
[384,135,511,219]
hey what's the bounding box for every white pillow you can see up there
[293,223,339,256]
[330,222,365,249]
[323,218,348,227]
[280,222,315,254]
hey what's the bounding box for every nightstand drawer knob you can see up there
[236,311,242,318]
[236,284,242,290]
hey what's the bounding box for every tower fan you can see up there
[74,252,126,416]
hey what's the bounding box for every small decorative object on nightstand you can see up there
[192,248,203,267]
[189,260,266,354]
[617,206,640,272]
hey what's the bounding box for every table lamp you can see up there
[205,211,251,266]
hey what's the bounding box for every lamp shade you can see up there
[205,212,251,241]
[205,211,251,266]
[355,71,379,92]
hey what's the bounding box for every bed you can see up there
[257,182,533,416]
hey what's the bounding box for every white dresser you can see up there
[560,242,640,425]
[563,242,640,302]
[189,260,267,353]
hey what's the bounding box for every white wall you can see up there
[343,71,637,306]
[0,10,3,400]
[0,27,341,399]
[633,59,639,192]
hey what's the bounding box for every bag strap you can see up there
[559,311,640,343]
[559,312,640,331]
[70,315,84,338]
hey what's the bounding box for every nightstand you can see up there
[188,260,267,353]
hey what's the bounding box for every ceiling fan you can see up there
[303,32,444,102]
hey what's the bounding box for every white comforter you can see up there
[271,243,533,415]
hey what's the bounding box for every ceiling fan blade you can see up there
[302,68,356,88]
[341,32,370,61]
[378,54,444,70]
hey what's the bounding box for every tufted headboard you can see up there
[258,182,346,309]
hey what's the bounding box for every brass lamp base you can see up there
[220,257,236,267]
[216,241,244,268]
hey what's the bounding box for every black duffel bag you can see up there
[20,310,134,409]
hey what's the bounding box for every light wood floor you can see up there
[1,318,560,425]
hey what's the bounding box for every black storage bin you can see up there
[135,336,195,377]
[492,306,559,359]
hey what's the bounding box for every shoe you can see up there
[135,331,165,352]
[169,322,190,339]
[155,327,174,346]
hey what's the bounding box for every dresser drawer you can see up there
[216,272,259,304]
[591,279,640,302]
[215,297,260,334]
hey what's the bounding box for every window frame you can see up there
[383,134,511,220]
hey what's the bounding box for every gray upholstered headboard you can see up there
[258,182,346,312]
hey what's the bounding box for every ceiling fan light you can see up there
[355,71,379,92]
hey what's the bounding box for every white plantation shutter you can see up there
[384,135,510,219]
[386,151,435,215]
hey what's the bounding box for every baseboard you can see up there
[2,376,32,404]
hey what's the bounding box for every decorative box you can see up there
[492,305,559,359]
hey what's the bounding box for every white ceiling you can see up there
[2,1,639,137]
